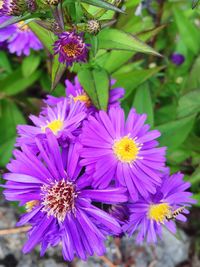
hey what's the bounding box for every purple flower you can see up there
[1,0,25,15]
[80,107,166,200]
[17,99,86,149]
[123,171,195,243]
[0,16,43,56]
[171,53,185,65]
[44,76,125,113]
[53,31,90,66]
[3,131,128,260]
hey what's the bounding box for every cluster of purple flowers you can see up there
[3,76,195,261]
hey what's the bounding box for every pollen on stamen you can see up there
[113,135,141,163]
[41,179,77,222]
[148,203,171,223]
[73,93,91,107]
[41,119,64,135]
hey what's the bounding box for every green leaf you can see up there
[51,55,67,90]
[190,165,200,185]
[0,99,26,167]
[114,66,165,100]
[98,28,161,56]
[0,69,41,96]
[186,56,200,91]
[178,90,200,118]
[81,0,124,13]
[28,21,55,53]
[132,83,154,126]
[78,67,109,110]
[173,7,200,55]
[157,115,195,152]
[0,51,12,73]
[22,53,41,78]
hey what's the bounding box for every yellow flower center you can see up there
[73,94,91,107]
[25,200,39,212]
[17,21,29,31]
[113,136,139,163]
[42,119,64,135]
[0,1,3,9]
[148,203,171,223]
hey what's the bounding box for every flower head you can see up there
[80,107,166,200]
[53,31,89,66]
[44,76,125,113]
[17,99,86,149]
[123,171,195,243]
[0,16,43,56]
[3,131,128,260]
[2,0,26,15]
[171,53,185,66]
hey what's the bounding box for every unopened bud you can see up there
[86,20,101,35]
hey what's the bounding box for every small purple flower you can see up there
[171,53,185,65]
[3,131,128,261]
[44,76,125,113]
[80,107,166,200]
[17,99,86,149]
[123,171,195,243]
[53,31,89,66]
[0,16,43,56]
[2,0,25,15]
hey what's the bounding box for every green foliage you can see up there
[0,0,200,206]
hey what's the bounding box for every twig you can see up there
[0,226,31,236]
[100,255,117,267]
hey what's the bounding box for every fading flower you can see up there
[3,131,128,261]
[53,31,89,66]
[0,16,42,56]
[80,107,166,200]
[123,171,195,243]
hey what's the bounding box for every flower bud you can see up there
[86,20,101,35]
[2,0,27,16]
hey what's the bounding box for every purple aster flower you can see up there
[80,107,166,200]
[123,171,195,243]
[44,76,125,113]
[17,99,86,149]
[3,131,128,260]
[171,53,185,65]
[0,16,42,56]
[53,31,90,66]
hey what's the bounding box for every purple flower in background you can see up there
[3,132,128,261]
[80,107,166,200]
[17,99,86,148]
[53,31,90,66]
[0,16,42,56]
[44,76,125,112]
[123,171,195,243]
[171,53,185,65]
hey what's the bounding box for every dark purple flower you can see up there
[171,53,185,65]
[0,16,43,56]
[3,131,128,260]
[17,99,86,149]
[2,0,26,15]
[44,76,125,113]
[80,107,166,200]
[123,171,196,243]
[53,31,90,66]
